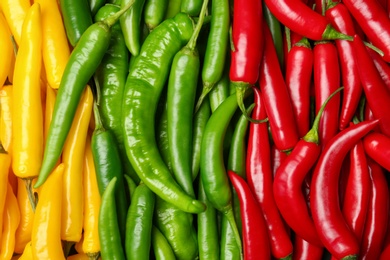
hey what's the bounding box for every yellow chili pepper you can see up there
[82,132,101,257]
[18,242,33,260]
[0,85,13,153]
[11,2,43,211]
[0,146,11,248]
[31,163,65,260]
[0,0,31,46]
[0,11,13,86]
[33,0,70,90]
[61,86,93,243]
[0,183,21,260]
[14,178,36,254]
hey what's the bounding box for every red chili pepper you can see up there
[325,1,362,131]
[264,0,351,41]
[353,34,390,137]
[246,87,293,259]
[367,47,390,91]
[341,141,371,244]
[230,0,264,120]
[227,170,271,260]
[313,41,341,148]
[343,0,390,62]
[293,235,324,260]
[310,119,379,260]
[259,23,299,152]
[363,132,390,172]
[270,144,287,177]
[285,37,313,138]
[273,88,343,247]
[359,159,389,260]
[380,245,390,260]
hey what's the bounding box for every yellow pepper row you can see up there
[0,2,102,259]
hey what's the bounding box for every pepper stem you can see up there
[23,178,37,212]
[303,87,344,143]
[104,0,136,27]
[186,0,209,51]
[322,24,353,41]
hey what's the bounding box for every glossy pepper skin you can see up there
[310,119,380,260]
[0,0,30,46]
[363,132,390,172]
[120,0,145,56]
[122,13,206,214]
[0,12,13,86]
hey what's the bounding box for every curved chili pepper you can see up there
[120,0,145,56]
[228,170,271,260]
[259,24,299,152]
[367,47,390,91]
[271,144,288,177]
[144,0,169,30]
[359,159,389,260]
[273,88,343,247]
[181,0,202,16]
[0,12,13,86]
[264,0,351,41]
[352,34,390,137]
[31,164,65,260]
[89,0,106,15]
[343,0,390,62]
[98,177,126,260]
[363,132,390,172]
[230,0,264,121]
[285,37,313,138]
[151,226,176,260]
[246,87,293,258]
[35,4,135,188]
[310,119,380,260]
[293,235,324,260]
[325,1,362,131]
[122,12,205,214]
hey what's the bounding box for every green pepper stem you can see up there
[93,101,105,132]
[104,0,136,27]
[187,0,210,50]
[24,178,37,213]
[285,27,292,53]
[303,87,344,143]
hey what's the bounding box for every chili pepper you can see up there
[380,245,390,260]
[90,0,106,15]
[310,119,379,260]
[98,177,125,260]
[164,0,182,19]
[12,2,43,212]
[0,12,13,86]
[59,0,93,46]
[18,242,33,260]
[285,37,313,138]
[0,0,30,46]
[61,86,93,243]
[124,174,137,197]
[82,134,101,258]
[91,100,128,243]
[151,226,176,260]
[228,170,271,259]
[230,0,264,121]
[200,92,246,256]
[292,235,324,260]
[144,0,168,30]
[125,183,155,259]
[220,214,241,260]
[197,179,220,259]
[271,144,288,177]
[31,164,65,260]
[352,34,390,137]
[325,1,362,131]
[363,132,390,172]
[122,12,206,214]
[35,3,135,188]
[0,144,11,249]
[0,85,12,153]
[313,41,341,148]
[341,141,370,245]
[120,0,145,56]
[35,0,70,90]
[155,94,173,171]
[0,183,20,260]
[208,67,230,112]
[367,47,390,91]
[259,24,299,152]
[247,87,293,258]
[181,0,202,16]
[195,0,230,112]
[359,159,389,260]
[343,0,390,62]
[94,3,139,184]
[264,0,351,41]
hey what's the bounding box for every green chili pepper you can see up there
[195,0,230,111]
[208,67,230,112]
[124,174,137,197]
[122,12,206,214]
[166,0,209,197]
[98,177,126,260]
[60,0,94,46]
[120,0,146,56]
[35,1,136,189]
[151,226,176,260]
[156,94,173,171]
[181,0,203,16]
[144,0,169,31]
[91,101,129,243]
[125,182,155,259]
[164,0,182,19]
[220,214,241,260]
[94,4,139,183]
[200,92,250,258]
[197,179,220,259]
[90,0,107,16]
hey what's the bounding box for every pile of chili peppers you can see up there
[2,0,390,259]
